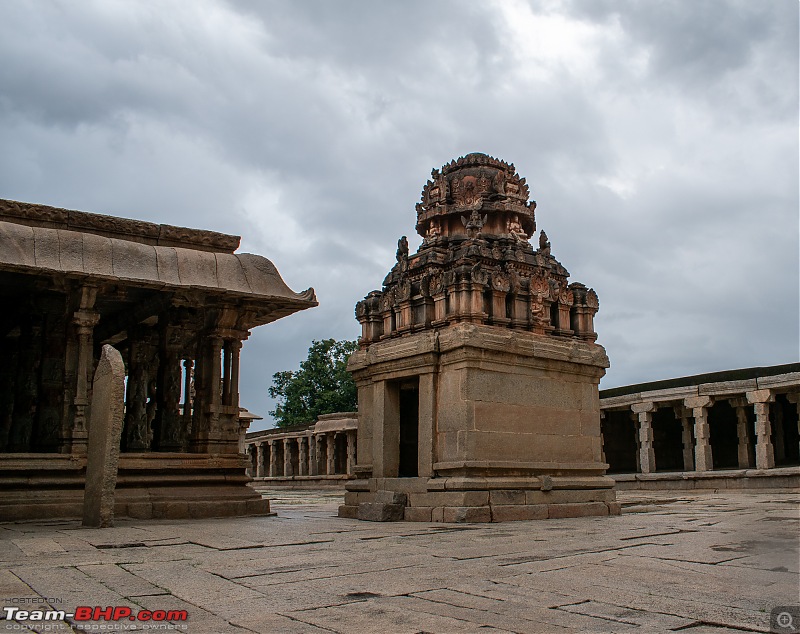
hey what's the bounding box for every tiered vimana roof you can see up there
[356,152,599,344]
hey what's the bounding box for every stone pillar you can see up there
[71,286,99,454]
[685,396,713,472]
[123,336,151,451]
[299,437,308,476]
[309,434,318,476]
[256,442,265,478]
[156,322,185,451]
[208,335,224,434]
[268,440,278,477]
[221,341,232,405]
[674,406,694,471]
[631,412,641,472]
[181,358,194,449]
[283,438,292,476]
[773,401,786,465]
[83,345,125,528]
[747,390,775,470]
[787,393,800,462]
[346,431,356,475]
[598,411,607,465]
[326,433,335,475]
[632,402,656,474]
[730,398,755,469]
[229,339,242,410]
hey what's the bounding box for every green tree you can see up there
[268,339,358,428]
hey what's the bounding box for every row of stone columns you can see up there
[252,430,356,478]
[623,390,796,473]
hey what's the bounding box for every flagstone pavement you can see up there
[1,490,797,634]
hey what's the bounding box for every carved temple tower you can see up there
[339,153,618,522]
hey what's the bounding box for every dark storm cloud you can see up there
[0,0,796,428]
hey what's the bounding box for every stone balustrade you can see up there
[244,413,358,481]
[599,363,799,488]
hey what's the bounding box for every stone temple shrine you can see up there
[0,198,316,520]
[339,153,618,522]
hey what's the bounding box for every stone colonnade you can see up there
[246,413,357,479]
[600,367,799,475]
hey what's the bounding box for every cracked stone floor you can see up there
[1,490,798,633]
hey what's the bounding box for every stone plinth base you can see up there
[339,475,620,523]
[0,453,271,521]
[612,466,800,491]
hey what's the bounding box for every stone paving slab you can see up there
[0,490,797,633]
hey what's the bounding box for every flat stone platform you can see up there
[1,490,797,633]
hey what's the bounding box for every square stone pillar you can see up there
[268,440,278,477]
[599,411,607,465]
[372,380,399,478]
[632,402,656,474]
[326,433,335,475]
[298,438,308,476]
[631,411,641,472]
[309,434,319,476]
[255,442,265,478]
[346,432,356,475]
[747,390,775,470]
[730,398,755,469]
[283,438,292,476]
[674,406,694,471]
[418,372,436,478]
[685,396,713,471]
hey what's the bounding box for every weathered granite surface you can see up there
[1,489,796,633]
[82,345,126,528]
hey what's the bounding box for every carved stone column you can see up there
[309,434,318,476]
[181,358,194,450]
[730,398,755,469]
[326,433,335,475]
[747,390,775,470]
[632,402,656,474]
[71,286,99,454]
[298,437,308,476]
[256,442,265,478]
[124,337,152,451]
[155,322,184,451]
[673,406,694,471]
[346,431,356,475]
[228,339,242,410]
[631,411,641,472]
[685,396,713,471]
[283,438,292,477]
[268,440,278,477]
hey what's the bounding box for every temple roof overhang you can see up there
[0,211,317,329]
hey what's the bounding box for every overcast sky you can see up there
[1,0,797,431]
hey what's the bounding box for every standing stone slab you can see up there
[82,344,125,528]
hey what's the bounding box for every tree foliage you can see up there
[268,339,358,428]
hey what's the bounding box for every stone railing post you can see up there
[684,396,713,471]
[747,390,775,470]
